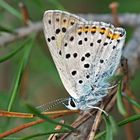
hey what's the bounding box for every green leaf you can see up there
[0,39,30,63]
[26,104,75,131]
[118,114,140,126]
[21,130,70,140]
[124,94,140,109]
[0,25,15,33]
[103,115,113,140]
[7,37,34,111]
[117,81,127,116]
[108,116,118,135]
[0,0,22,20]
[95,114,140,139]
[94,131,106,140]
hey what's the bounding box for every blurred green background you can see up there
[0,0,140,139]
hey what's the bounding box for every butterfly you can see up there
[43,10,126,111]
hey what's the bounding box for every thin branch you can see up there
[0,110,79,118]
[109,2,119,26]
[48,120,65,140]
[1,13,140,46]
[0,111,78,138]
[19,2,31,25]
[0,119,44,138]
[88,104,104,140]
[123,26,140,76]
[0,22,42,46]
[79,13,140,27]
[121,59,135,140]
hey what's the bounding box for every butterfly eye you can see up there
[70,99,76,107]
[120,33,123,37]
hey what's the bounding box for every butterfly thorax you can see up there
[66,87,108,110]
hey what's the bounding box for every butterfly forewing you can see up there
[43,10,87,99]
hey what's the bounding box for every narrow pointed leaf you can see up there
[103,115,113,140]
[0,0,22,20]
[117,81,127,116]
[7,37,34,111]
[0,25,15,33]
[0,39,30,63]
[21,130,70,140]
[95,114,140,139]
[26,104,75,131]
[118,114,140,126]
[124,94,140,109]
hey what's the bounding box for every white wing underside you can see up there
[43,10,126,99]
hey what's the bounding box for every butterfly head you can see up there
[64,97,79,110]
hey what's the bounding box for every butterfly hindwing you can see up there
[62,22,126,97]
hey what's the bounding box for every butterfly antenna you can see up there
[36,98,69,112]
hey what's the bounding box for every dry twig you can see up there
[0,110,78,138]
[1,13,140,46]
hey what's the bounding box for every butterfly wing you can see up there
[43,10,87,98]
[61,22,126,98]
